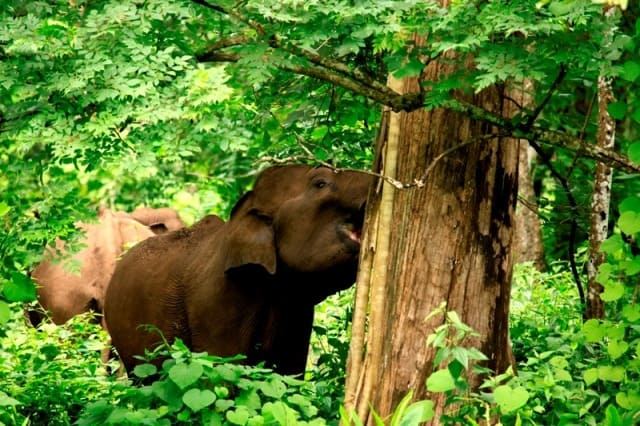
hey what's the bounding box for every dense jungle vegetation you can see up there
[1,0,639,424]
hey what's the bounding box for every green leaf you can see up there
[597,365,625,382]
[583,368,599,386]
[0,202,10,217]
[620,196,640,213]
[448,359,465,379]
[133,363,157,379]
[553,368,572,382]
[600,235,624,255]
[600,281,625,302]
[605,404,623,426]
[152,380,184,411]
[390,391,414,426]
[226,407,251,425]
[393,58,425,79]
[236,388,261,411]
[426,369,456,392]
[215,399,235,412]
[399,400,435,426]
[628,141,640,164]
[608,102,626,119]
[3,272,36,302]
[583,319,605,342]
[620,257,640,276]
[607,340,629,360]
[287,394,317,418]
[616,391,640,410]
[213,364,240,382]
[247,415,265,426]
[183,388,216,412]
[622,303,640,322]
[259,378,287,399]
[169,363,203,389]
[619,211,640,234]
[0,300,11,326]
[0,390,20,407]
[621,61,640,82]
[262,401,298,425]
[494,385,529,413]
[340,406,364,426]
[311,126,328,140]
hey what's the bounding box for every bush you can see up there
[0,308,118,426]
[78,339,327,425]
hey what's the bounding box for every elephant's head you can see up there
[224,165,373,301]
[128,207,185,234]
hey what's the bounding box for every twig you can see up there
[524,64,567,129]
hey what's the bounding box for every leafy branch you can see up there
[191,0,640,176]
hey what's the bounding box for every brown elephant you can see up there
[29,206,185,326]
[119,207,185,234]
[104,165,373,375]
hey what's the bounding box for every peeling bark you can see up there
[585,75,615,319]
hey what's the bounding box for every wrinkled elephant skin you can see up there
[105,165,373,375]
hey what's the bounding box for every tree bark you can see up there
[585,75,615,319]
[344,39,519,424]
[512,81,546,270]
[514,143,545,270]
[585,5,617,320]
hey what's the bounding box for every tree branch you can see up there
[526,129,639,174]
[191,0,640,176]
[524,64,567,129]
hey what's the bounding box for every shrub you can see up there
[78,339,327,425]
[0,308,118,426]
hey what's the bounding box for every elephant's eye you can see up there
[314,180,328,189]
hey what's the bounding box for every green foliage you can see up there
[307,289,355,423]
[0,0,376,312]
[510,262,583,362]
[0,307,118,426]
[1,0,640,424]
[356,228,638,425]
[78,339,327,425]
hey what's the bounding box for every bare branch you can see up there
[524,64,567,129]
[190,0,227,15]
[528,129,639,174]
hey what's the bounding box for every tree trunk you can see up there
[512,80,545,270]
[344,41,519,423]
[585,74,615,319]
[514,143,545,270]
[585,6,617,320]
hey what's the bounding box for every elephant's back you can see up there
[104,213,225,371]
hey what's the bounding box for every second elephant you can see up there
[29,206,185,326]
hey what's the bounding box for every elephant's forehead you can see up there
[252,165,311,197]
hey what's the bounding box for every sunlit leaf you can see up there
[426,369,456,393]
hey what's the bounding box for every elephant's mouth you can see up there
[338,223,363,250]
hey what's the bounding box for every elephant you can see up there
[119,207,185,234]
[104,165,373,375]
[29,206,186,326]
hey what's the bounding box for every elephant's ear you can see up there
[224,192,277,275]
